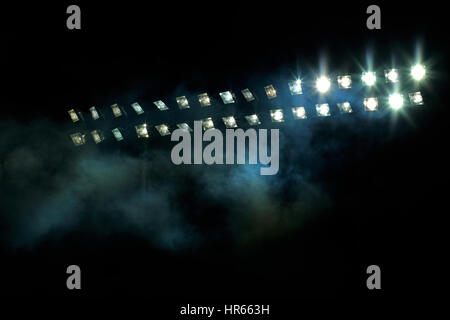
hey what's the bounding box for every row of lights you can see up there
[69,91,424,147]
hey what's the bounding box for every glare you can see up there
[135,123,149,138]
[385,69,399,83]
[364,97,379,111]
[409,92,424,105]
[337,102,353,113]
[292,106,307,119]
[270,109,284,122]
[176,96,190,109]
[245,114,261,126]
[362,72,376,86]
[316,76,331,93]
[288,79,303,95]
[222,116,238,128]
[198,93,211,107]
[264,85,277,99]
[411,64,426,81]
[337,75,352,89]
[155,124,171,136]
[316,103,331,117]
[388,93,404,110]
[219,91,235,104]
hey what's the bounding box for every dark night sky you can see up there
[0,0,448,312]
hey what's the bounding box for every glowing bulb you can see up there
[316,76,331,93]
[389,93,404,110]
[411,64,426,81]
[362,72,376,86]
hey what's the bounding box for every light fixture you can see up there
[155,124,171,136]
[337,102,353,113]
[270,109,284,122]
[70,132,86,146]
[111,104,123,117]
[388,93,404,110]
[245,114,261,126]
[288,79,303,95]
[90,130,104,144]
[316,103,331,117]
[364,97,379,111]
[222,116,238,128]
[131,102,144,115]
[89,106,100,120]
[176,96,190,109]
[384,68,399,83]
[411,64,426,81]
[153,100,169,111]
[337,75,352,89]
[135,123,149,138]
[264,85,277,99]
[112,128,124,141]
[201,117,214,130]
[241,89,255,102]
[362,71,376,86]
[219,91,235,104]
[409,92,424,105]
[68,109,81,123]
[316,76,331,93]
[292,106,307,119]
[198,93,211,107]
[176,123,193,132]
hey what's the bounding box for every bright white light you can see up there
[153,100,169,111]
[222,116,237,128]
[201,117,214,130]
[337,75,352,89]
[111,104,123,117]
[409,92,424,105]
[362,72,376,86]
[292,107,307,119]
[68,109,80,122]
[264,85,277,99]
[316,76,331,93]
[91,130,104,144]
[176,96,190,109]
[288,79,303,95]
[241,89,255,102]
[70,132,86,146]
[389,93,404,110]
[198,93,211,107]
[135,123,149,138]
[220,91,235,104]
[131,102,144,115]
[245,114,261,126]
[90,106,100,120]
[112,128,124,141]
[155,124,171,136]
[270,109,284,122]
[316,103,331,117]
[411,64,426,81]
[385,69,399,83]
[337,102,353,113]
[364,97,378,111]
[177,123,193,132]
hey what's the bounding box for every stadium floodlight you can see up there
[177,123,193,132]
[245,114,261,126]
[337,102,353,113]
[135,123,149,138]
[201,117,214,130]
[89,106,100,120]
[363,97,379,111]
[316,76,331,93]
[270,109,284,122]
[198,93,211,107]
[154,100,169,111]
[337,75,352,89]
[131,102,144,115]
[292,106,307,119]
[219,91,235,104]
[112,128,124,141]
[411,64,426,81]
[111,104,123,117]
[90,130,104,144]
[316,103,331,117]
[264,85,277,99]
[385,68,399,83]
[222,116,237,128]
[70,132,86,146]
[176,96,190,109]
[388,93,404,110]
[155,124,171,136]
[288,79,303,95]
[362,71,376,86]
[68,109,81,123]
[241,89,255,102]
[409,92,424,105]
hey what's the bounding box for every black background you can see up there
[0,0,448,314]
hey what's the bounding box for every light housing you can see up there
[316,76,331,93]
[201,117,214,131]
[241,89,255,102]
[70,132,86,146]
[270,109,284,122]
[112,128,124,141]
[135,123,149,138]
[89,106,101,120]
[198,93,212,107]
[364,97,379,111]
[245,114,261,126]
[388,93,404,110]
[288,80,303,95]
[264,85,277,99]
[176,123,193,132]
[155,124,171,136]
[111,104,123,117]
[337,75,352,89]
[68,109,81,123]
[362,71,376,86]
[219,91,235,104]
[411,64,426,81]
[337,102,353,113]
[384,68,399,83]
[409,92,424,105]
[153,100,169,111]
[131,102,144,115]
[90,129,104,144]
[292,106,307,119]
[176,96,190,109]
[222,116,237,128]
[316,103,331,117]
